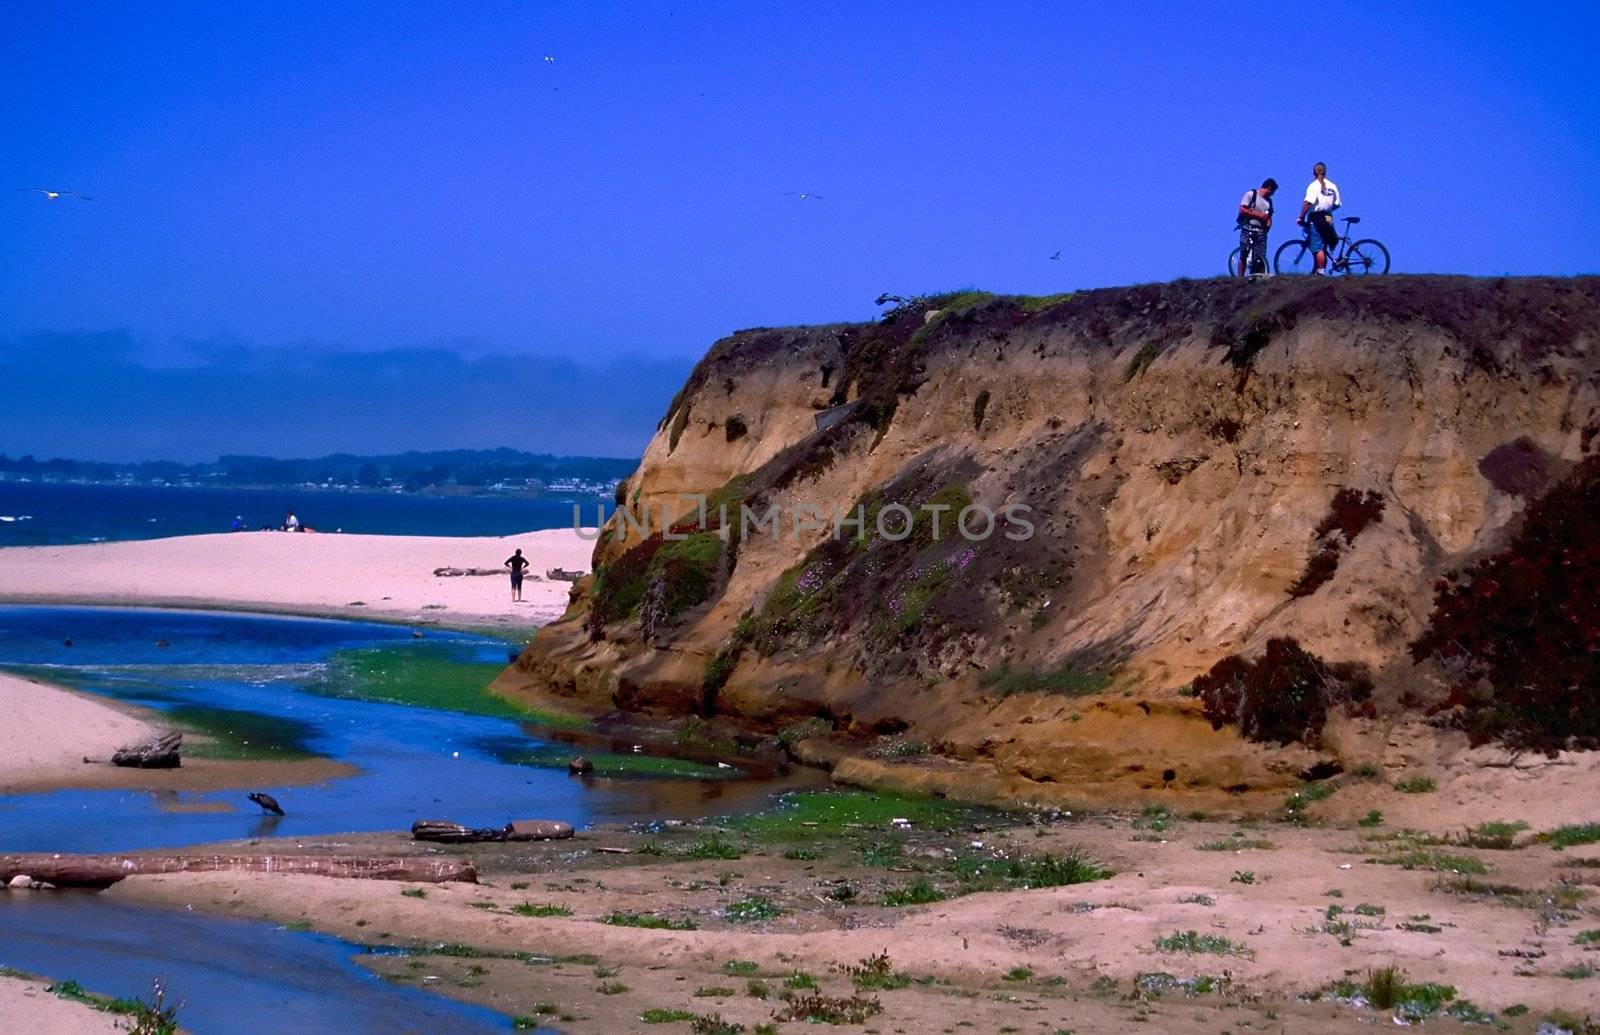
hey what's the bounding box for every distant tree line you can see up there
[0,448,636,494]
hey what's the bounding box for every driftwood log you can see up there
[111,730,182,768]
[432,566,535,579]
[411,819,574,844]
[0,853,477,889]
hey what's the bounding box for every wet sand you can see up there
[0,526,593,633]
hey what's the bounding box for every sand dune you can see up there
[0,526,594,632]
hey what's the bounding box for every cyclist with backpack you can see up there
[1297,162,1342,273]
[1236,178,1277,277]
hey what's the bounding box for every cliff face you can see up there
[502,276,1600,802]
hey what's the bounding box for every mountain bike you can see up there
[1227,233,1273,278]
[1274,216,1390,275]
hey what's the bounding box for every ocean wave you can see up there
[0,515,34,522]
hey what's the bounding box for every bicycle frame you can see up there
[1301,218,1351,268]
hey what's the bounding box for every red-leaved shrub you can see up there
[1196,637,1372,747]
[1411,456,1600,753]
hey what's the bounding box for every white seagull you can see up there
[16,187,93,201]
[783,192,823,201]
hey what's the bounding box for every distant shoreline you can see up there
[0,475,615,503]
[0,527,593,635]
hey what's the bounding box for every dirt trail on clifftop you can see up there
[497,276,1600,804]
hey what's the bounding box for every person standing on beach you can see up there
[283,511,301,532]
[505,548,530,602]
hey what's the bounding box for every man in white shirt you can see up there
[1296,162,1342,273]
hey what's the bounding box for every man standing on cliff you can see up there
[1237,178,1276,277]
[1297,162,1342,273]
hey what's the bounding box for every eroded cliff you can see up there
[497,275,1600,804]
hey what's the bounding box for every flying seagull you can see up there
[543,54,555,63]
[782,192,822,201]
[1048,250,1061,261]
[248,792,285,816]
[16,187,93,201]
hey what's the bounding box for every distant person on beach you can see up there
[1236,177,1277,278]
[505,548,530,602]
[282,511,301,532]
[230,515,246,532]
[1297,162,1342,274]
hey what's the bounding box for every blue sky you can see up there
[3,2,1595,460]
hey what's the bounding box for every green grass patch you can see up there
[1372,850,1486,874]
[1464,820,1529,849]
[641,1007,697,1023]
[1393,776,1436,794]
[511,902,572,918]
[727,789,985,842]
[601,912,696,931]
[948,849,1112,890]
[1547,823,1600,848]
[980,660,1110,698]
[1153,931,1252,957]
[882,879,946,906]
[681,836,744,860]
[724,895,783,923]
[722,960,760,976]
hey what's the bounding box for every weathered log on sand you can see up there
[111,730,182,768]
[505,819,574,841]
[410,820,505,844]
[0,853,477,889]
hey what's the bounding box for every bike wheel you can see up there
[1274,239,1313,274]
[1227,247,1242,277]
[1344,239,1390,275]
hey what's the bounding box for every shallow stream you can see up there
[0,605,804,1031]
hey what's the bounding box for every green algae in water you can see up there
[316,644,586,727]
[166,705,318,760]
[492,745,735,780]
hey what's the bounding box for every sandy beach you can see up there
[0,669,353,795]
[0,972,125,1035]
[0,527,594,632]
[0,670,157,790]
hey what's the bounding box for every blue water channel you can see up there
[0,606,786,853]
[0,605,792,1032]
[0,893,520,1034]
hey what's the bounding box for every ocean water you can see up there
[0,480,616,546]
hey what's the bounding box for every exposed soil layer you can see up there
[499,275,1600,802]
